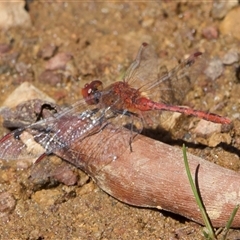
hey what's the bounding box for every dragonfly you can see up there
[0,43,231,166]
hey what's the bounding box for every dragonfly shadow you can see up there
[141,126,189,147]
[141,126,240,160]
[220,142,240,158]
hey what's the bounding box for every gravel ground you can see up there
[0,1,240,239]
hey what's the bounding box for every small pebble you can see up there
[219,7,240,40]
[204,57,224,80]
[53,164,78,186]
[0,1,31,29]
[0,192,16,216]
[192,120,231,147]
[45,52,73,71]
[2,82,55,108]
[222,50,239,65]
[211,0,238,19]
[37,44,58,60]
[202,26,218,40]
[193,119,221,136]
[15,62,29,75]
[32,189,62,207]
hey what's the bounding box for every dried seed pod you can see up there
[56,124,240,228]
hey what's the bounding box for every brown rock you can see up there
[193,119,222,136]
[45,52,73,71]
[222,49,239,65]
[52,163,79,186]
[219,7,240,40]
[211,0,239,19]
[202,26,218,40]
[0,1,31,29]
[192,119,232,146]
[204,57,224,80]
[2,82,55,108]
[37,44,58,60]
[32,189,62,207]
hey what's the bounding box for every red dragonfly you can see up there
[0,43,231,163]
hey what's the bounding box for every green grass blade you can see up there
[222,204,239,239]
[182,144,216,239]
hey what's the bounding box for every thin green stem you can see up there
[182,144,215,239]
[222,204,239,239]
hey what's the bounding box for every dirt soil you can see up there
[0,1,240,240]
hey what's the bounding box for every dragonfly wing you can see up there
[156,52,203,105]
[0,131,45,161]
[124,43,203,105]
[124,43,160,89]
[0,96,105,161]
[54,122,135,174]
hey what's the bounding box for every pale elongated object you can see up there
[55,124,240,228]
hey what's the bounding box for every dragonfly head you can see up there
[82,80,103,105]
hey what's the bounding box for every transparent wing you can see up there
[53,122,134,175]
[0,132,33,161]
[0,97,107,161]
[124,43,202,105]
[124,43,160,89]
[0,93,142,162]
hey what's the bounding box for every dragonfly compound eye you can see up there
[82,80,103,105]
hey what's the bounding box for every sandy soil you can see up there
[0,1,240,239]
